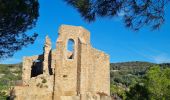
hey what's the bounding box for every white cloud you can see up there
[0,58,21,64]
[151,54,170,64]
[124,46,170,64]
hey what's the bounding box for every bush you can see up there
[42,78,47,83]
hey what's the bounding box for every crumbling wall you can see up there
[54,25,88,99]
[90,48,110,95]
[12,25,111,100]
[54,25,111,100]
[13,85,53,100]
[22,55,44,85]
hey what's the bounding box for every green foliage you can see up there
[126,83,149,100]
[0,63,22,98]
[110,61,153,88]
[125,65,170,100]
[0,0,39,59]
[145,66,170,100]
[0,94,7,100]
[64,0,169,31]
[110,84,126,100]
[42,78,47,83]
[110,62,170,99]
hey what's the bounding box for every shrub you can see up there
[42,79,47,83]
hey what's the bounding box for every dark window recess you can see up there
[31,60,43,77]
[48,50,53,75]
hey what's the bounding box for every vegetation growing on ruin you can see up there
[42,78,47,83]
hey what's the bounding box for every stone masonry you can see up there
[11,25,111,100]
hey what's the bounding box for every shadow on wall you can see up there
[31,51,53,77]
[31,59,43,77]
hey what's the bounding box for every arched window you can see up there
[67,39,75,59]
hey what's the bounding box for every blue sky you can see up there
[1,0,170,64]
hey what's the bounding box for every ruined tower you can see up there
[12,25,111,100]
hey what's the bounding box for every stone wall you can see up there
[11,25,111,100]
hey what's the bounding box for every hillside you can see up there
[0,61,170,99]
[110,61,170,99]
[110,61,170,86]
[0,63,22,99]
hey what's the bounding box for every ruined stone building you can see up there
[12,25,111,100]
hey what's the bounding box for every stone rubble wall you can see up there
[22,54,43,85]
[11,25,111,100]
[13,86,53,100]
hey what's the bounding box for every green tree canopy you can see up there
[145,66,170,99]
[126,66,170,100]
[0,0,39,59]
[126,83,149,100]
[64,0,169,31]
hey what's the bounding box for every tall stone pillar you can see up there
[43,36,51,75]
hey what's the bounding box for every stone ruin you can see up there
[11,25,111,100]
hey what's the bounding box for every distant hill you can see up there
[111,61,170,70]
[0,61,170,99]
[110,61,170,87]
[111,61,156,70]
